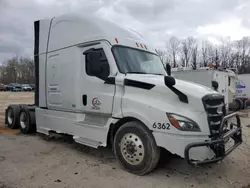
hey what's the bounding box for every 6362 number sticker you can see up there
[153,122,170,130]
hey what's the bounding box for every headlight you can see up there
[166,113,201,132]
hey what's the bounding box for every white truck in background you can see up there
[171,66,237,112]
[234,74,250,110]
[4,14,242,175]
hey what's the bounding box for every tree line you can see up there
[156,36,250,74]
[0,56,35,85]
[0,35,250,85]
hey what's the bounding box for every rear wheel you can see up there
[235,99,243,111]
[113,121,160,175]
[19,107,35,134]
[6,105,20,129]
[243,99,248,109]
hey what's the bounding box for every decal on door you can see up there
[92,97,101,110]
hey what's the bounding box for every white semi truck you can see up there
[234,74,250,110]
[5,14,242,175]
[171,66,237,112]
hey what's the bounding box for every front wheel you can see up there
[113,121,160,175]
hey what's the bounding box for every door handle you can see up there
[82,95,87,106]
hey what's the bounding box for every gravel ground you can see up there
[0,92,250,188]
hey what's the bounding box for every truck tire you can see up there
[246,100,250,108]
[235,99,243,111]
[19,106,35,134]
[6,105,20,129]
[243,99,248,109]
[240,99,245,110]
[113,121,160,175]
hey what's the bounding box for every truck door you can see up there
[79,42,116,117]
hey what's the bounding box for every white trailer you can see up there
[5,14,242,175]
[171,67,237,112]
[234,74,250,110]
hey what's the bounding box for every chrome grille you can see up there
[202,94,226,137]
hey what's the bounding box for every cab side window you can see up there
[85,48,110,78]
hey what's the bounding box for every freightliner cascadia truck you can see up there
[5,14,243,175]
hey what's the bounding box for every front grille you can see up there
[202,94,226,138]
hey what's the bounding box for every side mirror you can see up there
[212,81,218,91]
[88,51,102,76]
[166,63,171,76]
[164,76,175,87]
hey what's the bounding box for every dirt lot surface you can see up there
[0,92,250,188]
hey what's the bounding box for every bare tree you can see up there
[167,36,180,68]
[219,37,232,67]
[180,57,185,67]
[206,44,216,66]
[0,56,35,84]
[236,37,250,66]
[201,40,212,67]
[156,49,166,61]
[180,37,196,67]
[229,52,239,68]
[2,36,250,84]
[215,48,220,67]
[6,56,19,83]
[156,49,169,67]
[191,44,198,69]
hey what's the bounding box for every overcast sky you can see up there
[0,0,250,63]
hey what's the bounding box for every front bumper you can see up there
[184,112,242,166]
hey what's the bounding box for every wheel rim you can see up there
[20,112,28,129]
[120,133,145,165]
[7,109,14,125]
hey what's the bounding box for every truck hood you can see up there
[125,74,218,111]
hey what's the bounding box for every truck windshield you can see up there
[112,46,167,75]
